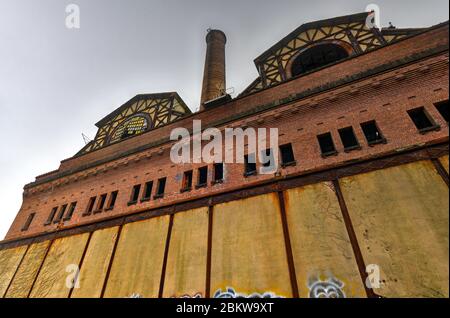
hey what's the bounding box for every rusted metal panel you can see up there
[210,193,292,298]
[70,227,119,298]
[162,208,209,298]
[4,241,50,298]
[284,182,367,298]
[0,245,28,297]
[103,216,169,298]
[29,233,90,298]
[339,160,449,297]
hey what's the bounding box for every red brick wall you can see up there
[49,23,449,176]
[5,25,449,240]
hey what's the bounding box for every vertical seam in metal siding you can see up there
[205,204,214,298]
[277,191,300,298]
[68,232,93,298]
[3,244,30,298]
[158,213,174,298]
[431,158,449,187]
[332,179,379,298]
[27,239,54,298]
[100,224,124,298]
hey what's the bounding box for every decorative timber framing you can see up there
[239,12,427,96]
[78,92,191,155]
[248,12,424,91]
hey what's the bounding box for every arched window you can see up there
[109,115,149,144]
[291,43,349,76]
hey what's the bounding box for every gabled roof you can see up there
[77,92,192,156]
[238,12,431,97]
[95,92,191,128]
[254,12,370,64]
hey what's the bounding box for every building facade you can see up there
[0,12,448,298]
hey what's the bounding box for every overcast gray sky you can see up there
[0,0,448,239]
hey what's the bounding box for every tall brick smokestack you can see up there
[200,29,227,110]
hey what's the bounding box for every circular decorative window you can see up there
[109,115,149,144]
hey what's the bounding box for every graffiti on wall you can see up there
[307,275,346,298]
[179,293,202,298]
[127,288,283,298]
[213,288,283,298]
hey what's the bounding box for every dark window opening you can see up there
[63,202,77,221]
[22,213,36,232]
[107,191,118,210]
[361,121,385,145]
[407,107,439,133]
[213,163,224,183]
[45,207,58,225]
[197,166,208,188]
[291,43,349,76]
[83,197,96,216]
[280,144,296,166]
[129,185,141,205]
[435,100,449,123]
[181,171,193,192]
[154,178,166,199]
[142,182,153,201]
[338,127,360,151]
[54,204,68,223]
[318,133,337,157]
[244,154,257,177]
[261,149,274,168]
[95,194,107,213]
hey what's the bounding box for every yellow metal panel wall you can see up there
[339,161,449,297]
[163,208,208,298]
[439,155,449,174]
[5,241,50,298]
[103,216,169,298]
[0,245,27,297]
[211,193,292,298]
[29,233,90,298]
[285,182,366,298]
[71,227,119,298]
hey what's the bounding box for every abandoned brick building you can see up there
[0,12,448,298]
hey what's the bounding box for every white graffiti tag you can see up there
[308,277,346,298]
[214,287,283,298]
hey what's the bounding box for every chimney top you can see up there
[206,29,227,44]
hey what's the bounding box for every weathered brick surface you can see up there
[39,23,448,178]
[4,24,449,240]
